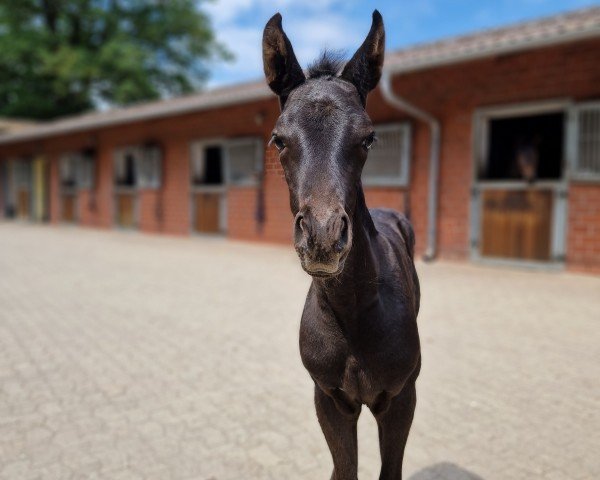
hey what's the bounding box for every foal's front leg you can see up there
[374,382,417,480]
[314,385,361,480]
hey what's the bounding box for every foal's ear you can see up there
[262,13,305,108]
[341,10,385,105]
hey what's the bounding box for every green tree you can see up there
[0,0,230,120]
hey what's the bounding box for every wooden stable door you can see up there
[193,192,222,233]
[16,189,30,219]
[480,189,553,261]
[116,192,136,228]
[61,194,77,223]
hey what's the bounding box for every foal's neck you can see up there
[314,186,379,325]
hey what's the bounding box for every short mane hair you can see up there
[307,51,346,79]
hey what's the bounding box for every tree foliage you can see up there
[0,0,230,119]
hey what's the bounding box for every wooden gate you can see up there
[115,191,136,228]
[480,189,553,261]
[16,189,30,219]
[193,192,223,233]
[61,193,77,223]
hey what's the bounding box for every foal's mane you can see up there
[307,51,346,79]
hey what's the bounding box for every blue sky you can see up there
[203,0,599,87]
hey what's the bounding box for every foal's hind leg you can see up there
[314,385,361,480]
[374,382,417,480]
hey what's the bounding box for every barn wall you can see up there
[0,37,599,273]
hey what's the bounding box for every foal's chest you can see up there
[339,353,380,405]
[301,323,409,409]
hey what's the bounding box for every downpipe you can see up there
[379,70,441,262]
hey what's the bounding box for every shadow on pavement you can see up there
[408,462,485,480]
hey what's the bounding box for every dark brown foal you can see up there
[262,11,421,479]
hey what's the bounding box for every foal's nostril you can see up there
[335,215,349,253]
[295,214,305,233]
[294,213,307,245]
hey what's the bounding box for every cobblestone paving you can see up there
[0,223,598,480]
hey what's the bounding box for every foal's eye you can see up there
[362,132,377,151]
[269,134,286,152]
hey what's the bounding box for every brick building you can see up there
[1,8,599,272]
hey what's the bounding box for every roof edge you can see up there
[0,82,272,147]
[1,7,599,147]
[386,21,600,74]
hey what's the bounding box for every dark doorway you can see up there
[482,112,564,181]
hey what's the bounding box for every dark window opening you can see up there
[482,112,564,181]
[61,178,76,188]
[60,158,77,189]
[193,146,223,185]
[116,154,137,187]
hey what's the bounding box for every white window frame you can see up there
[188,136,262,235]
[138,145,162,189]
[190,139,226,190]
[114,145,162,190]
[60,151,95,190]
[470,99,571,265]
[568,100,600,182]
[77,151,95,190]
[14,158,32,188]
[189,137,263,188]
[362,123,412,187]
[189,138,227,234]
[114,146,140,191]
[224,137,263,187]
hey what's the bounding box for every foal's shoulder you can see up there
[369,208,415,260]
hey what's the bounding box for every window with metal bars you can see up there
[190,138,262,187]
[573,102,600,181]
[362,123,411,187]
[227,139,262,186]
[60,151,95,189]
[114,145,162,189]
[59,155,78,189]
[14,159,32,188]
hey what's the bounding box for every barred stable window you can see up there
[60,151,95,189]
[59,155,78,189]
[77,151,95,189]
[362,124,411,186]
[114,148,139,187]
[573,102,600,181]
[138,145,162,189]
[190,138,262,187]
[114,145,162,189]
[14,159,32,188]
[191,143,223,186]
[226,139,262,186]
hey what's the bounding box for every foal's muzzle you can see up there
[293,207,351,277]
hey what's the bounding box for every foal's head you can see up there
[262,11,385,277]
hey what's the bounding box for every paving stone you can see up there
[0,223,598,480]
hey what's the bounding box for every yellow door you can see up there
[32,156,49,222]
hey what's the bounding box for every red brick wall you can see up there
[227,187,259,240]
[1,38,599,272]
[387,38,600,262]
[567,183,600,273]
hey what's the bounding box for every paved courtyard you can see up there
[0,223,598,480]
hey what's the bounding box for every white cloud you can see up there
[204,0,365,86]
[209,26,262,86]
[204,0,342,26]
[203,0,255,25]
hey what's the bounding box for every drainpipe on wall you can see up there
[380,70,441,262]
